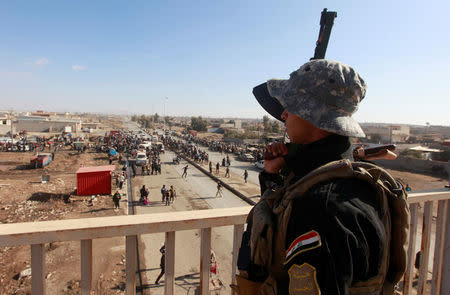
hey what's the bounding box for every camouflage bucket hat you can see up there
[254,59,367,138]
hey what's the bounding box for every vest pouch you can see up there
[251,199,276,268]
[259,275,278,295]
[231,274,263,295]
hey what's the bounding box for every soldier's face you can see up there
[281,110,320,145]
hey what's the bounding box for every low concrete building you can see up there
[15,116,82,133]
[362,124,410,143]
[0,115,12,135]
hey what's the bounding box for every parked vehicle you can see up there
[30,153,53,168]
[135,152,147,166]
[254,160,264,170]
[155,142,165,153]
[239,153,255,162]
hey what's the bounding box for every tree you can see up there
[271,121,280,133]
[263,115,270,132]
[153,113,160,123]
[190,116,208,131]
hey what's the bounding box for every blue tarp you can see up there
[109,148,117,156]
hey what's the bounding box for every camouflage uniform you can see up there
[235,60,409,295]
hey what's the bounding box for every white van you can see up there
[135,152,147,166]
[139,141,152,150]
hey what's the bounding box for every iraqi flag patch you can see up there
[285,230,321,263]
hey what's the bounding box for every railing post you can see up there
[232,224,244,294]
[126,235,137,295]
[440,199,450,295]
[200,228,211,295]
[431,200,448,295]
[31,243,46,295]
[404,203,418,295]
[418,201,433,294]
[165,231,175,295]
[81,239,92,295]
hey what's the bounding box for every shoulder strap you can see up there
[273,159,354,214]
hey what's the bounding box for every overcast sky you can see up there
[0,1,449,126]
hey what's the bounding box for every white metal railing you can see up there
[0,190,449,295]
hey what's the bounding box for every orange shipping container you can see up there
[76,165,115,196]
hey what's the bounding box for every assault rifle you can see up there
[353,144,397,161]
[311,8,337,60]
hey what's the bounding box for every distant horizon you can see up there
[3,108,449,128]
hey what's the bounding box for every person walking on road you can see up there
[112,190,121,210]
[155,244,166,284]
[182,165,189,178]
[118,173,125,189]
[160,185,167,202]
[215,162,220,175]
[131,163,136,178]
[225,166,230,178]
[243,169,248,183]
[209,161,213,174]
[170,185,176,202]
[140,185,149,203]
[165,189,170,206]
[215,181,223,198]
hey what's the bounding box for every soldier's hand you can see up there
[264,142,288,173]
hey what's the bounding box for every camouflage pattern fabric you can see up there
[267,60,367,138]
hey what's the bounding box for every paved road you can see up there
[124,124,251,294]
[203,149,261,185]
[174,135,263,185]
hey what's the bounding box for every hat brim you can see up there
[273,84,366,138]
[252,82,285,122]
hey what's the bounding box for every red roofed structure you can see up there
[76,165,116,196]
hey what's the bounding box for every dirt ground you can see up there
[0,146,128,295]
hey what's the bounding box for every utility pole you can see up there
[163,97,168,130]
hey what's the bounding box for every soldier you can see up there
[233,60,409,294]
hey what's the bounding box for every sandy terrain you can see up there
[0,146,128,295]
